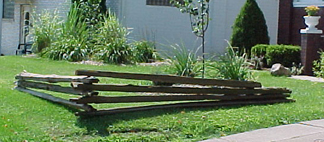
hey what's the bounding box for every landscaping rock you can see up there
[270,63,291,76]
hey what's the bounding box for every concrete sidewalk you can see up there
[201,119,324,142]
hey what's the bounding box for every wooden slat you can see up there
[15,87,96,111]
[16,72,99,83]
[76,99,295,116]
[72,83,292,95]
[75,70,262,88]
[71,94,290,104]
[17,81,98,96]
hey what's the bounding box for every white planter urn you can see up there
[300,16,323,34]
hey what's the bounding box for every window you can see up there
[147,0,172,6]
[3,0,14,18]
[146,0,183,6]
[293,0,324,7]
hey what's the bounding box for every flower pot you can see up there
[300,16,323,34]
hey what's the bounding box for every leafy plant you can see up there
[40,3,89,62]
[313,51,324,78]
[132,40,158,63]
[72,0,107,26]
[290,62,304,75]
[231,0,269,56]
[305,5,320,16]
[208,43,253,81]
[31,10,62,53]
[164,43,200,77]
[93,13,132,64]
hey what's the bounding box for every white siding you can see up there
[120,0,279,55]
[1,0,70,55]
[120,0,199,53]
[1,0,279,55]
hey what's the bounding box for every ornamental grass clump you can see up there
[32,10,62,53]
[165,43,201,77]
[40,3,89,61]
[305,5,320,16]
[93,13,133,64]
[208,43,253,81]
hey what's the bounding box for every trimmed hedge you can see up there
[251,44,268,57]
[251,44,301,67]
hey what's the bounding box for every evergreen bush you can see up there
[231,0,269,56]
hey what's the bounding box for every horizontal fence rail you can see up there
[70,94,290,104]
[16,72,99,83]
[75,70,262,88]
[15,71,294,116]
[72,83,291,95]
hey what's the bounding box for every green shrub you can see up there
[208,45,253,81]
[231,0,269,56]
[251,44,268,57]
[72,0,107,26]
[72,0,107,43]
[93,13,133,64]
[164,43,200,77]
[290,62,304,75]
[40,3,89,62]
[132,40,158,63]
[313,51,324,78]
[32,10,62,53]
[266,45,301,67]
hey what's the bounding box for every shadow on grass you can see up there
[74,105,243,137]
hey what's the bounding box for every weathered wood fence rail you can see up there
[15,70,294,116]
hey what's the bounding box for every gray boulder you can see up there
[270,63,291,76]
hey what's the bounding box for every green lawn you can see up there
[0,56,323,142]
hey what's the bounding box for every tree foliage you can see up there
[171,0,210,37]
[231,0,269,56]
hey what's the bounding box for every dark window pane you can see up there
[3,0,14,18]
[146,0,172,6]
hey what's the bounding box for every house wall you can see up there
[278,0,324,46]
[119,0,279,55]
[1,0,70,55]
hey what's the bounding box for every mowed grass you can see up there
[0,56,323,141]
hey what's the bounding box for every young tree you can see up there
[231,0,269,56]
[170,0,210,78]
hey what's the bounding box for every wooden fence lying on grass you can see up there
[15,70,294,116]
